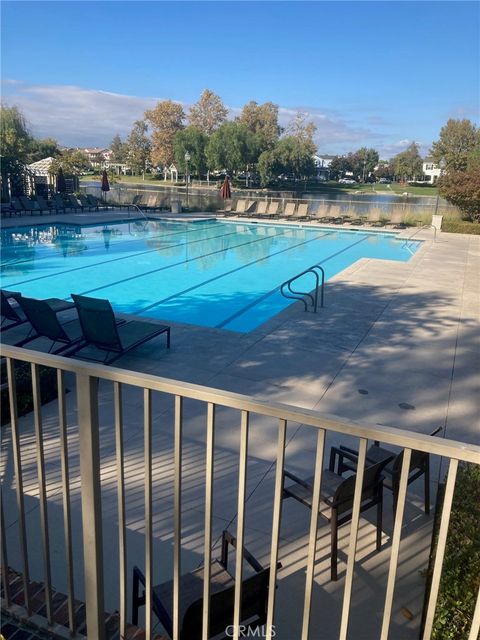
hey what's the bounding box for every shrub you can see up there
[438,167,480,221]
[429,464,480,639]
[0,360,58,425]
[441,220,480,235]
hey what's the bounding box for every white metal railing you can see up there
[1,344,479,640]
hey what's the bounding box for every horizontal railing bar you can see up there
[2,346,479,464]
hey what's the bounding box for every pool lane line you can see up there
[215,233,371,329]
[77,227,332,301]
[129,230,336,316]
[0,219,227,270]
[2,223,264,288]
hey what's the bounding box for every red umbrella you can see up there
[220,175,231,200]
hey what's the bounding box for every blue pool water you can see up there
[1,220,420,332]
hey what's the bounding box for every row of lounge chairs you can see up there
[223,199,407,228]
[1,194,112,217]
[1,290,170,364]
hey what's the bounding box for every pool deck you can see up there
[2,210,479,639]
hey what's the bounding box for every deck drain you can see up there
[358,389,369,395]
[399,402,415,410]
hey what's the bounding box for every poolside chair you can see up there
[66,194,83,212]
[71,293,170,364]
[364,210,386,227]
[331,426,443,515]
[86,194,112,210]
[385,210,407,229]
[132,530,277,639]
[292,203,310,221]
[283,458,386,581]
[77,193,96,211]
[1,290,74,330]
[19,196,43,215]
[35,195,55,213]
[265,201,279,218]
[51,194,67,213]
[13,295,81,354]
[250,200,268,218]
[312,204,334,224]
[10,197,27,216]
[282,202,296,220]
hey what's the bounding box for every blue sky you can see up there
[1,1,479,158]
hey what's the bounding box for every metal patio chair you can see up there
[71,293,170,364]
[14,295,83,354]
[283,458,387,581]
[332,426,443,515]
[132,530,276,640]
[1,290,73,331]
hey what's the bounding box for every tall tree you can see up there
[0,105,33,197]
[350,147,379,181]
[28,137,60,163]
[285,112,317,154]
[109,133,127,163]
[206,122,261,174]
[188,89,228,136]
[392,142,423,181]
[173,126,208,176]
[145,100,185,167]
[50,149,91,176]
[328,155,353,180]
[258,136,316,186]
[237,101,280,151]
[125,120,151,176]
[430,118,480,171]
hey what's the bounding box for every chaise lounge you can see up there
[71,293,171,364]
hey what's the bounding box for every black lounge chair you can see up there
[35,195,55,213]
[71,293,170,364]
[77,194,96,211]
[132,530,276,639]
[87,194,112,210]
[1,290,73,330]
[283,455,387,580]
[19,196,43,215]
[14,295,82,354]
[66,194,83,211]
[51,195,67,213]
[333,426,443,515]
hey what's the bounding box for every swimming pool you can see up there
[1,220,420,332]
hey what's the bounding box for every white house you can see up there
[313,154,335,180]
[422,159,442,183]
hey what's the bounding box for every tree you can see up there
[206,122,261,174]
[237,101,280,151]
[438,160,480,221]
[188,89,228,136]
[350,147,379,181]
[328,155,353,181]
[28,137,60,163]
[173,126,208,176]
[392,142,423,181]
[109,134,127,163]
[258,136,316,186]
[374,161,394,180]
[285,111,317,155]
[50,149,91,176]
[0,104,33,198]
[145,100,185,167]
[125,120,151,176]
[430,119,480,171]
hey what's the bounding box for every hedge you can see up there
[429,463,480,639]
[441,220,480,235]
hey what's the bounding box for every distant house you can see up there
[422,159,442,183]
[80,147,110,167]
[313,154,335,180]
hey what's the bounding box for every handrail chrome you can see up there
[128,203,150,223]
[280,264,325,312]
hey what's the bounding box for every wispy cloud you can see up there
[1,80,430,157]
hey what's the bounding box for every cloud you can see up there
[1,80,431,157]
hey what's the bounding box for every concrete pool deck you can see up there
[1,211,479,639]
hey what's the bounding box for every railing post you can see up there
[77,373,105,640]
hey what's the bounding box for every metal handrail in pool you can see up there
[280,264,325,312]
